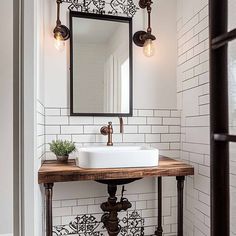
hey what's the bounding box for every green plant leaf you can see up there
[49,140,76,156]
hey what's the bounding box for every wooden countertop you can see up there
[38,156,194,184]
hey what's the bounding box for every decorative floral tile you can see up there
[53,210,144,236]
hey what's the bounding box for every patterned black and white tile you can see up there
[53,210,144,236]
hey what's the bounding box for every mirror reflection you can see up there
[70,12,132,116]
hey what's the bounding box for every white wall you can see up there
[43,0,177,109]
[0,0,13,234]
[134,0,177,109]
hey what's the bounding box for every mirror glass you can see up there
[70,12,133,116]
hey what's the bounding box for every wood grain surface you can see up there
[38,156,194,184]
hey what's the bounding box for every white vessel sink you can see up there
[76,146,159,169]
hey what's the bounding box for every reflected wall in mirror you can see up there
[70,12,133,116]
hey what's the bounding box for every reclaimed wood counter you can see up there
[38,156,194,184]
[38,156,194,236]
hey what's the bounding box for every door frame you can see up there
[210,0,236,235]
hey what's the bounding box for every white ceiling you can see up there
[72,17,128,44]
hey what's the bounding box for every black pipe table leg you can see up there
[176,176,185,236]
[44,183,54,236]
[155,177,163,236]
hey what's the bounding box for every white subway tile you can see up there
[61,126,83,134]
[138,125,151,133]
[200,50,209,64]
[45,126,60,135]
[194,17,208,35]
[128,117,146,125]
[183,142,209,155]
[142,209,157,218]
[45,135,57,143]
[46,116,69,125]
[56,135,71,142]
[145,134,161,143]
[37,112,44,124]
[72,135,96,143]
[61,200,77,207]
[199,6,208,21]
[83,125,100,134]
[194,41,206,56]
[123,125,138,134]
[53,217,61,226]
[171,110,181,117]
[61,108,70,116]
[70,117,93,125]
[52,200,61,208]
[198,165,210,177]
[88,205,102,214]
[61,215,77,225]
[45,108,60,116]
[161,134,180,142]
[37,124,44,136]
[138,109,154,117]
[123,134,145,143]
[152,126,169,134]
[189,153,204,164]
[183,77,198,90]
[138,193,156,200]
[154,110,171,117]
[199,94,209,105]
[37,101,44,114]
[169,126,181,133]
[94,117,127,125]
[194,61,209,76]
[132,109,138,116]
[72,206,88,215]
[151,143,170,150]
[200,104,209,115]
[163,118,181,126]
[77,198,94,205]
[147,117,162,125]
[53,207,72,217]
[185,115,209,127]
[170,143,181,150]
[199,72,209,85]
[135,201,147,210]
[96,133,122,143]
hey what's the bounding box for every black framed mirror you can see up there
[70,11,133,116]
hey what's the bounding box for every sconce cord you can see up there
[147,0,153,34]
[56,0,62,26]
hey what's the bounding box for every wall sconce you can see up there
[133,0,156,57]
[53,0,70,51]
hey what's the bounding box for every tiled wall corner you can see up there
[177,2,210,236]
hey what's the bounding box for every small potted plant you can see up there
[49,140,76,163]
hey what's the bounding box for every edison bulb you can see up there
[143,39,155,57]
[54,32,65,52]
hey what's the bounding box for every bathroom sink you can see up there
[76,146,159,169]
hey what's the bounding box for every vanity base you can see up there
[39,157,192,236]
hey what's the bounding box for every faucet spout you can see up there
[119,117,124,133]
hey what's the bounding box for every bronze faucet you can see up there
[100,122,113,146]
[100,118,124,146]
